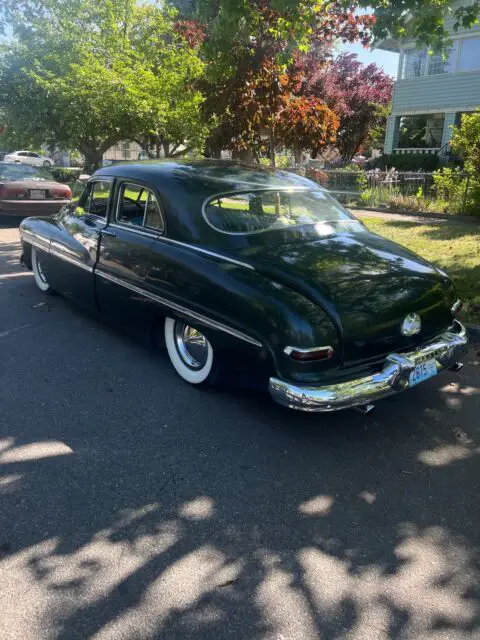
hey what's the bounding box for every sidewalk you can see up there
[350,207,479,226]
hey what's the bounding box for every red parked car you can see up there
[0,162,71,217]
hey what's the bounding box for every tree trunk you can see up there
[163,142,170,157]
[269,126,276,168]
[170,146,192,158]
[82,148,103,174]
[294,149,303,165]
[232,149,254,163]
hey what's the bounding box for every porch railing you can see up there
[393,148,440,155]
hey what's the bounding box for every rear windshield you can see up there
[0,164,52,182]
[203,189,352,235]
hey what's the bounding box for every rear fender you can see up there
[19,215,61,275]
[146,244,340,383]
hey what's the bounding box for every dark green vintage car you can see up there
[19,160,467,413]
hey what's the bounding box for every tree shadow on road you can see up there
[1,352,479,639]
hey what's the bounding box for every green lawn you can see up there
[363,217,480,325]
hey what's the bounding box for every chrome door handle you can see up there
[101,229,116,237]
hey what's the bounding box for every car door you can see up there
[16,152,29,164]
[95,179,165,326]
[48,178,114,309]
[28,152,42,166]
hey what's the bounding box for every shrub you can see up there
[448,109,480,216]
[432,168,472,214]
[49,167,84,183]
[366,153,440,171]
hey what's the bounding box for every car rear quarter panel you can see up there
[146,240,340,383]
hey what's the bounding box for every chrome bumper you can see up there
[269,320,468,412]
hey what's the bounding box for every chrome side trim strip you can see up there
[109,223,159,240]
[51,240,79,258]
[49,247,94,273]
[21,231,50,251]
[22,231,93,273]
[107,223,254,270]
[156,236,255,270]
[96,268,262,347]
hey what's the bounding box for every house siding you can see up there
[392,71,480,115]
[384,117,398,154]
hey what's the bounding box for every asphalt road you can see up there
[1,218,479,640]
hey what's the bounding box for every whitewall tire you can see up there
[164,317,215,385]
[31,246,53,293]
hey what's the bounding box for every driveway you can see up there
[1,219,479,640]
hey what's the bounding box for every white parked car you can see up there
[4,150,54,167]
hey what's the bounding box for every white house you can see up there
[379,1,480,157]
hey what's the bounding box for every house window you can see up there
[458,37,480,72]
[122,141,131,160]
[397,114,445,149]
[403,50,427,78]
[427,43,458,75]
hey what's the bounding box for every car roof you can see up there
[94,159,326,248]
[94,159,318,192]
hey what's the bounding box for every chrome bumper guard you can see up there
[269,320,468,412]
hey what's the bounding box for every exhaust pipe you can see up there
[449,362,464,372]
[354,403,375,415]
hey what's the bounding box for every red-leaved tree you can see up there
[278,96,339,161]
[305,52,393,160]
[195,2,377,163]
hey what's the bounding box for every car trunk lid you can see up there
[231,226,455,365]
[1,180,70,200]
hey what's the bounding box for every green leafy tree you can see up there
[445,109,480,215]
[0,0,207,170]
[171,0,480,64]
[451,109,480,174]
[126,4,208,159]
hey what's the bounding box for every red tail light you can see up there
[3,185,27,199]
[50,185,72,199]
[284,346,334,362]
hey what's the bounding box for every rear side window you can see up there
[116,182,164,232]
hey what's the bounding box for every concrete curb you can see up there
[349,206,479,225]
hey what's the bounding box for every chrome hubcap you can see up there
[174,322,209,370]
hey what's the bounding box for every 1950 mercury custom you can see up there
[19,160,468,412]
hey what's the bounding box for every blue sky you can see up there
[341,42,400,78]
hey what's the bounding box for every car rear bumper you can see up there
[269,320,468,412]
[0,199,69,216]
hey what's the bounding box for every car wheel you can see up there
[43,160,52,167]
[164,317,218,386]
[31,246,53,293]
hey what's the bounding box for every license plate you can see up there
[409,358,437,387]
[30,189,46,199]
